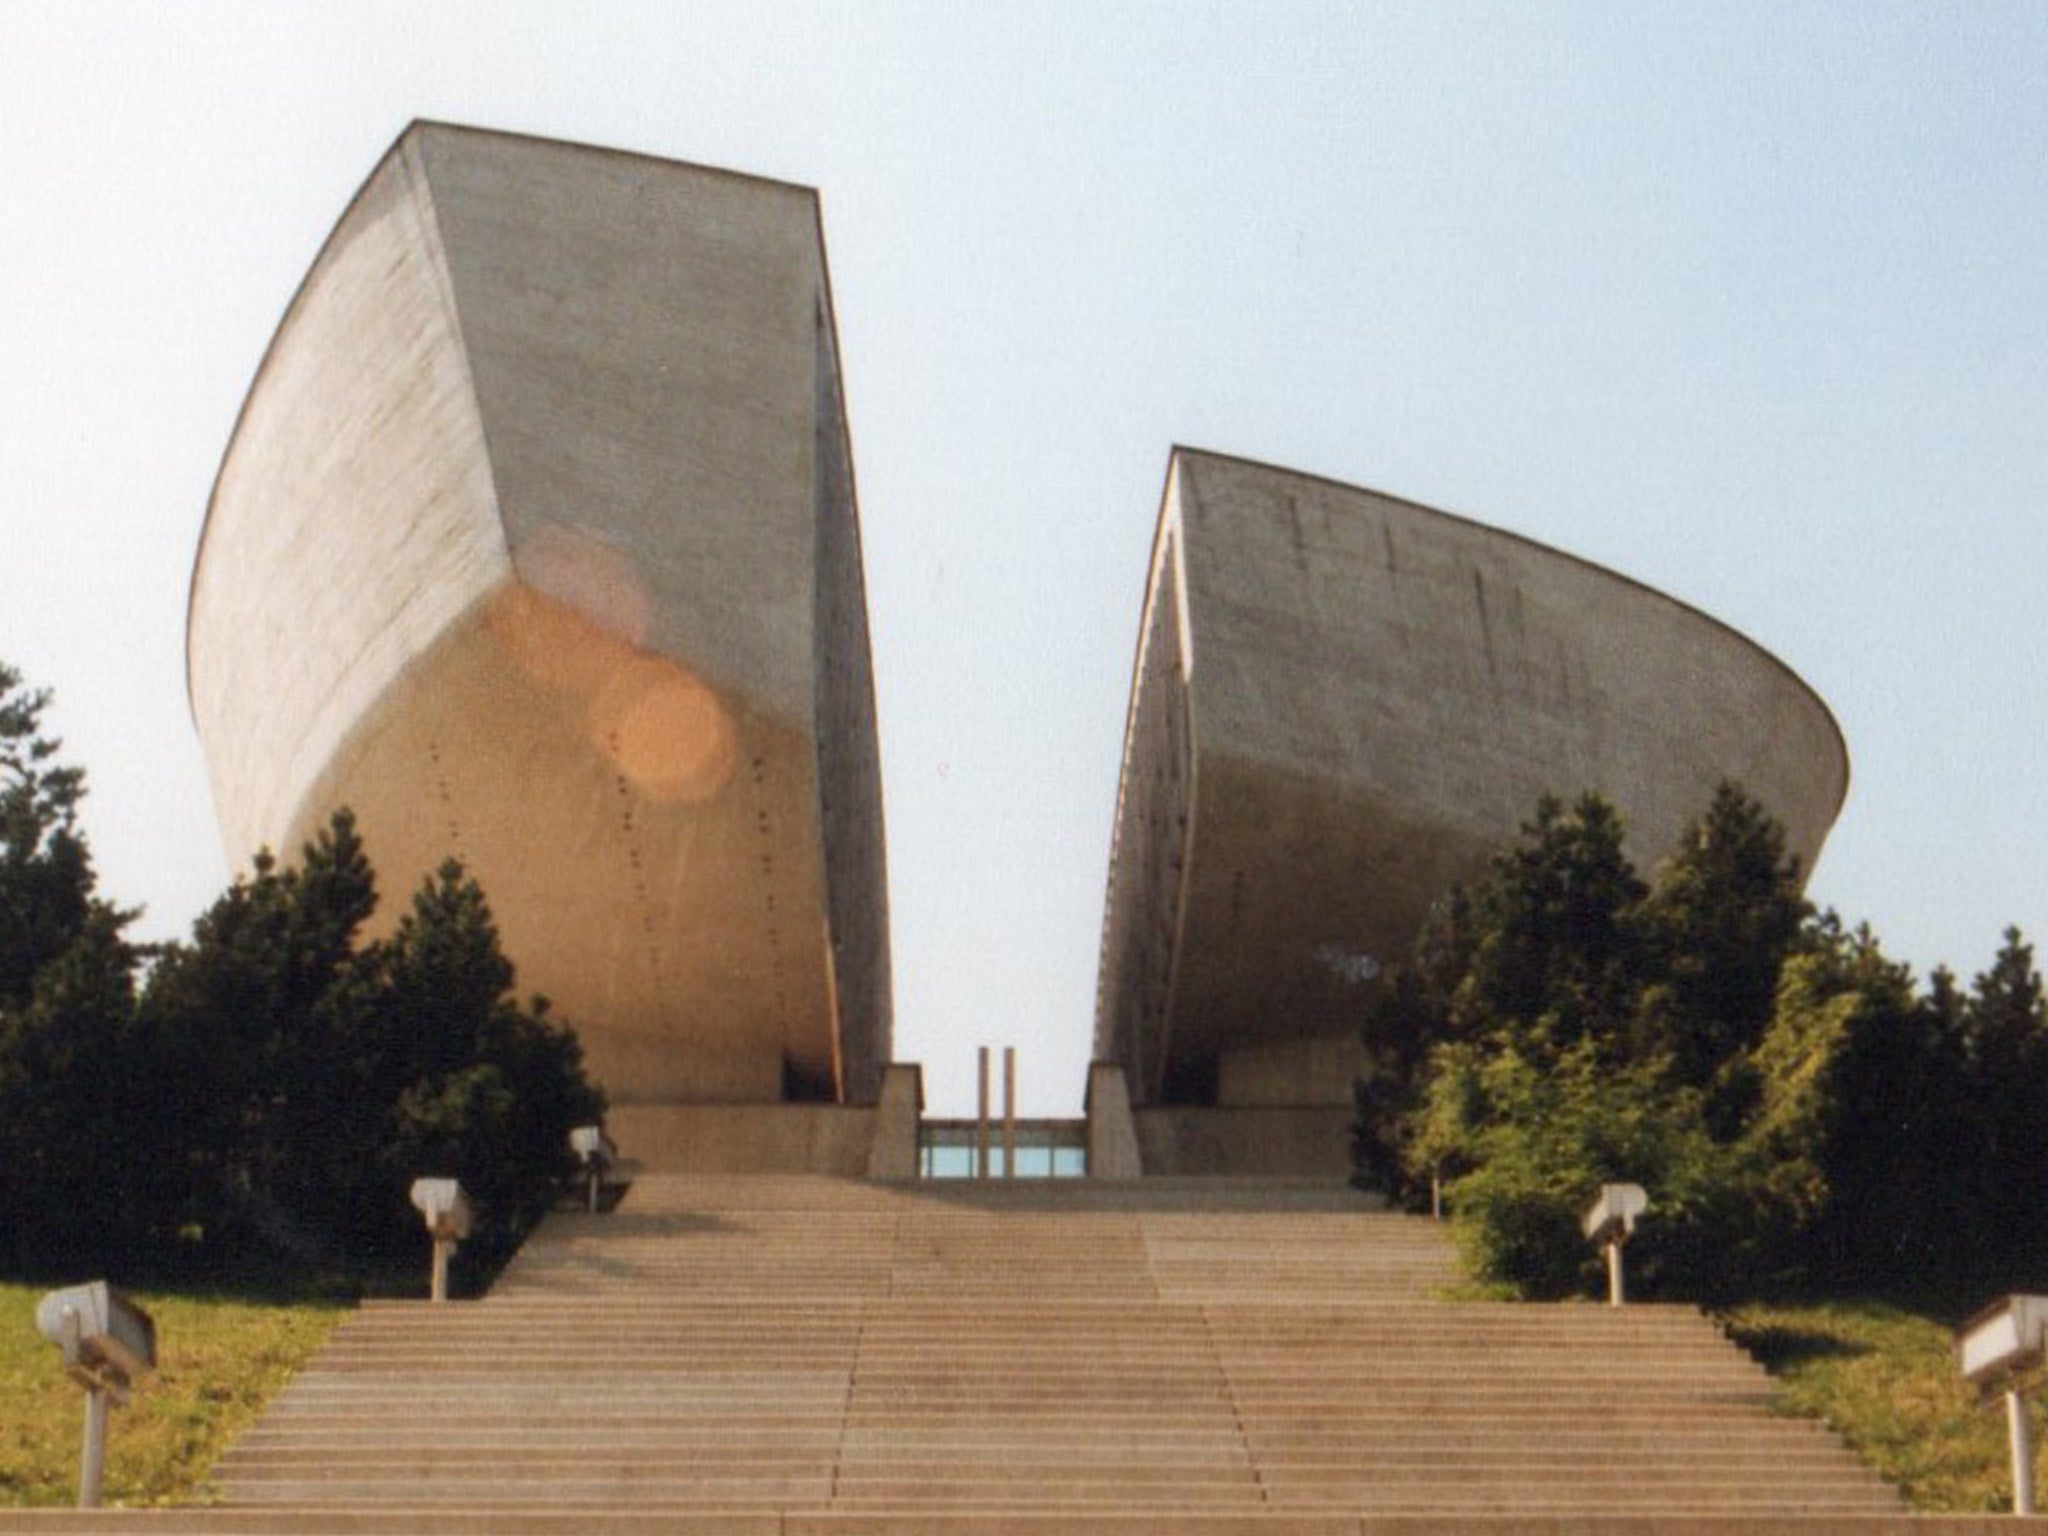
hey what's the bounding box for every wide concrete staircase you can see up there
[228,1174,1890,1522]
[12,1172,2029,1532]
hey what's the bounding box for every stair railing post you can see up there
[1955,1293,2048,1515]
[78,1384,108,1509]
[1581,1185,1646,1308]
[33,1285,155,1511]
[2012,1389,2037,1515]
[409,1179,472,1304]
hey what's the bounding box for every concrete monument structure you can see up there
[189,123,890,1111]
[1095,449,1848,1172]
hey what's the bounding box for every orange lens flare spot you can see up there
[593,660,738,805]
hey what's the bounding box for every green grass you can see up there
[1721,1298,2024,1512]
[0,1283,343,1507]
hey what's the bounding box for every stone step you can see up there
[211,1454,1878,1487]
[8,1513,2029,1535]
[194,1173,1897,1521]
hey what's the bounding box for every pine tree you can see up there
[1962,928,2048,1278]
[135,810,379,1259]
[376,860,604,1261]
[1631,782,1811,1091]
[0,661,124,1014]
[0,662,143,1265]
[1453,792,1646,1062]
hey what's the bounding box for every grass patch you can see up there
[0,1282,343,1507]
[1721,1298,2022,1512]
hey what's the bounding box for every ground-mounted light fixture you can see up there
[1957,1294,2048,1514]
[570,1124,622,1213]
[35,1281,157,1508]
[1581,1183,1648,1306]
[409,1177,473,1303]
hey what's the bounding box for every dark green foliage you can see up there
[1741,920,2045,1299]
[129,822,605,1276]
[1360,794,1659,1219]
[1947,930,2048,1289]
[1959,931,2048,1252]
[373,863,604,1264]
[130,813,382,1264]
[1453,793,1646,1056]
[0,663,105,1014]
[0,663,604,1285]
[1360,784,1831,1298]
[1354,894,1468,1200]
[1415,1035,1775,1299]
[0,665,142,1270]
[1631,783,1810,1103]
[1767,923,1948,1289]
[0,909,145,1265]
[1358,779,2048,1306]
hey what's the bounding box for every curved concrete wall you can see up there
[1095,448,1849,1110]
[190,123,891,1106]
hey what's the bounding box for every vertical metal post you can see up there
[431,1237,453,1303]
[2011,1389,2037,1515]
[975,1046,991,1180]
[1430,1171,1442,1222]
[1605,1240,1625,1307]
[78,1385,107,1509]
[1002,1047,1017,1180]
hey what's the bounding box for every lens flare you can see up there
[592,656,739,805]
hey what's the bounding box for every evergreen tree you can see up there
[1358,785,1925,1298]
[1631,782,1811,1097]
[0,663,602,1282]
[1749,918,1983,1293]
[135,810,379,1260]
[1960,928,2048,1280]
[1354,892,1468,1199]
[0,908,143,1267]
[1452,793,1646,1061]
[372,860,605,1262]
[0,661,127,1014]
[0,662,145,1266]
[133,816,602,1275]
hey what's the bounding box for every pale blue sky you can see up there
[3,3,2044,1113]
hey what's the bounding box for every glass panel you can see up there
[915,1120,1089,1179]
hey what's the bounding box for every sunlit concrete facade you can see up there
[1095,449,1849,1139]
[190,122,890,1107]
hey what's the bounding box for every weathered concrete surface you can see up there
[1096,449,1849,1123]
[189,123,890,1106]
[604,1104,883,1174]
[1085,1062,1144,1177]
[182,1175,1896,1523]
[1132,1106,1357,1179]
[865,1063,925,1180]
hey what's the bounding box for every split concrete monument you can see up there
[189,123,890,1120]
[1094,449,1849,1175]
[191,122,1850,1186]
[119,123,1922,1536]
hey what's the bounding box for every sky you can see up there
[2,3,2044,1115]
